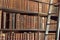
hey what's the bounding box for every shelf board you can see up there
[0,7,58,17]
[0,29,56,33]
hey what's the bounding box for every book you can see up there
[39,3,42,13]
[16,14,21,29]
[27,32,29,40]
[9,13,13,29]
[23,15,27,29]
[12,13,16,29]
[29,1,34,12]
[39,32,44,40]
[33,2,38,13]
[3,12,6,29]
[35,32,39,40]
[0,10,2,29]
[42,4,49,13]
[0,0,2,7]
[29,32,34,40]
[34,15,38,29]
[30,15,35,29]
[27,15,31,29]
[24,0,28,11]
[40,17,47,30]
[20,14,24,29]
[21,0,25,11]
[47,33,56,40]
[22,32,27,40]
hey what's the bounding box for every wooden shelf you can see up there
[0,29,56,33]
[0,7,58,17]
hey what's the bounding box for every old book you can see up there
[1,33,5,40]
[35,32,39,40]
[39,3,42,13]
[34,16,38,29]
[16,14,20,29]
[3,12,6,29]
[14,0,21,10]
[0,0,2,7]
[0,10,2,29]
[29,1,34,12]
[9,13,13,29]
[39,32,44,40]
[23,15,27,29]
[12,13,16,29]
[22,32,27,40]
[40,17,47,30]
[47,33,56,40]
[29,32,34,40]
[21,0,25,11]
[30,15,35,29]
[20,14,24,29]
[42,4,49,13]
[33,2,38,13]
[24,0,28,11]
[26,15,31,29]
[27,32,29,40]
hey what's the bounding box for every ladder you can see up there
[56,3,60,40]
[44,0,59,40]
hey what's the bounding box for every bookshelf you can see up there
[0,0,59,40]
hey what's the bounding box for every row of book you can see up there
[0,32,56,40]
[0,0,58,13]
[0,11,57,30]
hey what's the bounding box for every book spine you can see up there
[35,32,39,40]
[21,0,25,11]
[20,15,24,29]
[39,3,42,13]
[9,13,13,29]
[3,12,6,29]
[16,14,20,29]
[12,13,16,29]
[33,2,38,13]
[0,10,2,29]
[29,32,34,40]
[23,15,27,29]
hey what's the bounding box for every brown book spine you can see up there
[39,3,42,13]
[35,32,39,40]
[23,15,27,29]
[29,32,34,40]
[3,12,6,29]
[27,15,31,29]
[21,0,25,11]
[20,15,24,29]
[29,1,34,12]
[27,32,29,40]
[9,13,13,29]
[0,10,2,29]
[42,4,49,13]
[39,32,44,40]
[16,14,20,29]
[33,2,38,13]
[0,0,2,7]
